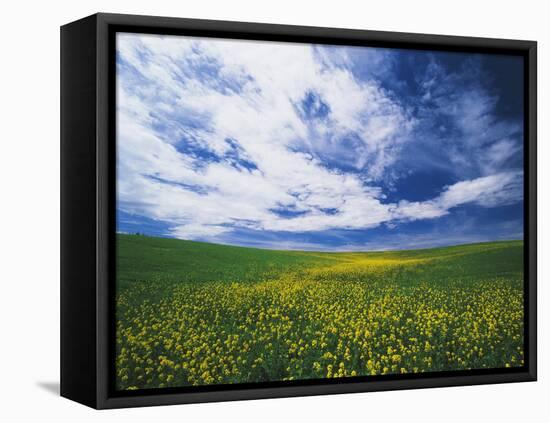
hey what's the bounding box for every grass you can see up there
[115,234,524,390]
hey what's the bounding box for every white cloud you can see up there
[392,171,523,223]
[169,223,231,240]
[438,171,523,209]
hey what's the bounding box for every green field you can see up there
[115,234,524,390]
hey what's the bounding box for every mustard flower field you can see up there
[115,234,524,390]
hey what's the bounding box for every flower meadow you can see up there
[115,235,524,390]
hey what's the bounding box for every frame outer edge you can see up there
[528,42,537,380]
[95,12,536,48]
[84,12,537,409]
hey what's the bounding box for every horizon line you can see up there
[116,231,523,254]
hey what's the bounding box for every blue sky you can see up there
[116,33,524,251]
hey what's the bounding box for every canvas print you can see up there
[115,32,525,391]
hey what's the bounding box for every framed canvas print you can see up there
[60,13,537,409]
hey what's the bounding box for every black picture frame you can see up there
[60,12,537,409]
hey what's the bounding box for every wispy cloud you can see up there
[393,170,523,222]
[411,55,523,179]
